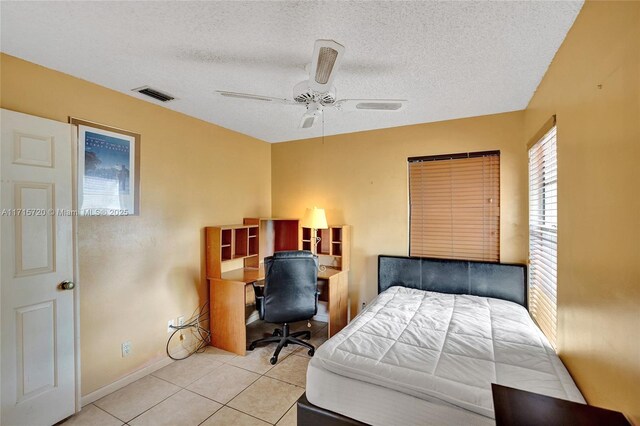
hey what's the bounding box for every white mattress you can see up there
[308,287,584,421]
[307,360,493,426]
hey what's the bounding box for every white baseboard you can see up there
[81,355,175,407]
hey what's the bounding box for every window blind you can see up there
[528,126,558,347]
[409,151,500,262]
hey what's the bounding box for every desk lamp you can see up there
[302,207,328,270]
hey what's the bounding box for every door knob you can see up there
[60,280,75,290]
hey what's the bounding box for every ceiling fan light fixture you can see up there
[301,116,316,129]
[315,47,338,84]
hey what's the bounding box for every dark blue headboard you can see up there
[378,255,528,307]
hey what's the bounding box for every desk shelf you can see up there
[206,224,259,277]
[317,228,331,255]
[301,225,350,270]
[248,236,258,256]
[234,228,248,257]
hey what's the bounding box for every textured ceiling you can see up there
[1,1,582,143]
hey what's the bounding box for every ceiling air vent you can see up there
[132,86,175,102]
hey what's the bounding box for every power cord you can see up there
[165,301,211,361]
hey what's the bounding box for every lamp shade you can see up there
[302,207,328,229]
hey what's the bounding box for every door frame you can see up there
[70,123,82,412]
[0,109,82,418]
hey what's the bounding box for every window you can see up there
[408,151,500,262]
[528,125,558,347]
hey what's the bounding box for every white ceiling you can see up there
[1,1,582,143]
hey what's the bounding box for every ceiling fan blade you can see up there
[216,90,297,105]
[333,99,408,111]
[308,40,345,93]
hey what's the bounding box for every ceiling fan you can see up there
[216,39,408,129]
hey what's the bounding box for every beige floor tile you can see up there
[202,346,238,363]
[129,389,221,426]
[313,325,328,337]
[187,364,260,404]
[266,354,310,387]
[61,404,123,426]
[200,406,270,426]
[227,376,304,424]
[294,328,328,358]
[246,321,326,345]
[228,346,292,374]
[246,321,277,343]
[151,353,223,387]
[94,375,180,422]
[276,405,296,426]
[290,320,326,336]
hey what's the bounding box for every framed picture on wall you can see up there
[70,118,140,216]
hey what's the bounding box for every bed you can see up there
[298,255,585,425]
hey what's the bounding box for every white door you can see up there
[1,109,77,426]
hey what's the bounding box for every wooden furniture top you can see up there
[318,267,342,279]
[216,224,258,229]
[217,265,343,284]
[220,266,264,283]
[244,217,299,221]
[492,384,631,426]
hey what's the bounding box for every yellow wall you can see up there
[0,54,272,395]
[524,1,640,422]
[271,111,528,313]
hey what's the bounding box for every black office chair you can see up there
[248,250,319,364]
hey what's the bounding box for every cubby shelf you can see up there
[300,225,350,271]
[206,224,260,277]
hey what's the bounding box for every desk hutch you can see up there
[206,218,350,355]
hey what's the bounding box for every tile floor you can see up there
[62,321,328,426]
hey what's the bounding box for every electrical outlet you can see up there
[177,316,185,327]
[121,341,132,357]
[362,302,366,310]
[167,319,175,334]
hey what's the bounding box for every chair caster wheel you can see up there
[270,356,278,365]
[308,349,315,356]
[248,343,256,351]
[272,329,282,337]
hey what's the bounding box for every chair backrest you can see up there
[263,251,318,323]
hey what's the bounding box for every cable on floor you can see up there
[165,301,211,361]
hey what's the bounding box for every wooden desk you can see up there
[492,384,631,426]
[210,266,349,355]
